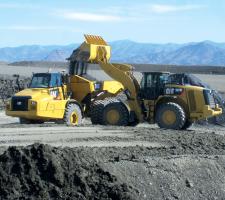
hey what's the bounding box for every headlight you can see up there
[31,101,37,105]
[30,100,37,110]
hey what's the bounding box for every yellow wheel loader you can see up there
[73,34,222,130]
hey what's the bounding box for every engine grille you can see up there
[203,90,216,109]
[11,96,31,111]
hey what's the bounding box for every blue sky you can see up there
[0,0,224,47]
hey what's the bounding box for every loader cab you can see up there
[139,72,169,100]
[29,73,62,89]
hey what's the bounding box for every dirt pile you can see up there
[0,144,136,200]
[1,130,225,199]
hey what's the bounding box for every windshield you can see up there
[29,74,50,88]
[140,73,169,89]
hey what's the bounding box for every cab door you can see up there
[139,73,165,100]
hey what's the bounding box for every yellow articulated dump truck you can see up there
[6,72,81,125]
[74,35,222,130]
[5,36,124,125]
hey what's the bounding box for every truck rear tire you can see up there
[64,104,82,126]
[90,100,105,124]
[91,98,129,126]
[156,102,186,130]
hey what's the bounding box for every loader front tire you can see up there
[64,104,82,126]
[102,101,129,126]
[156,102,186,130]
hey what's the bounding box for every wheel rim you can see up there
[162,110,176,125]
[70,111,79,125]
[106,109,120,125]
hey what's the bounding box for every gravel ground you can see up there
[1,112,225,199]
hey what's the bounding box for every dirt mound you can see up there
[1,130,225,199]
[0,144,136,200]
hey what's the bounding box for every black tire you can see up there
[91,98,121,125]
[156,102,186,130]
[64,104,82,126]
[90,100,105,124]
[102,101,129,126]
[91,98,129,126]
[181,120,193,130]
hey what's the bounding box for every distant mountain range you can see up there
[0,40,225,66]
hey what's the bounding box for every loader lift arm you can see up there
[74,34,144,122]
[97,60,143,122]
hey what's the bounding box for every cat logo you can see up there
[165,88,175,95]
[165,87,183,95]
[50,89,59,98]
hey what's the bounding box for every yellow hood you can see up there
[15,88,50,100]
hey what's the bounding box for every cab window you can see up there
[30,74,50,88]
[140,76,145,88]
[50,74,62,87]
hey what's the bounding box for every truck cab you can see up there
[5,72,69,123]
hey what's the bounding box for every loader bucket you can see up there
[84,34,111,63]
[68,34,111,63]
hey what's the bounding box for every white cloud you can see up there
[55,4,205,23]
[60,11,122,22]
[150,4,203,13]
